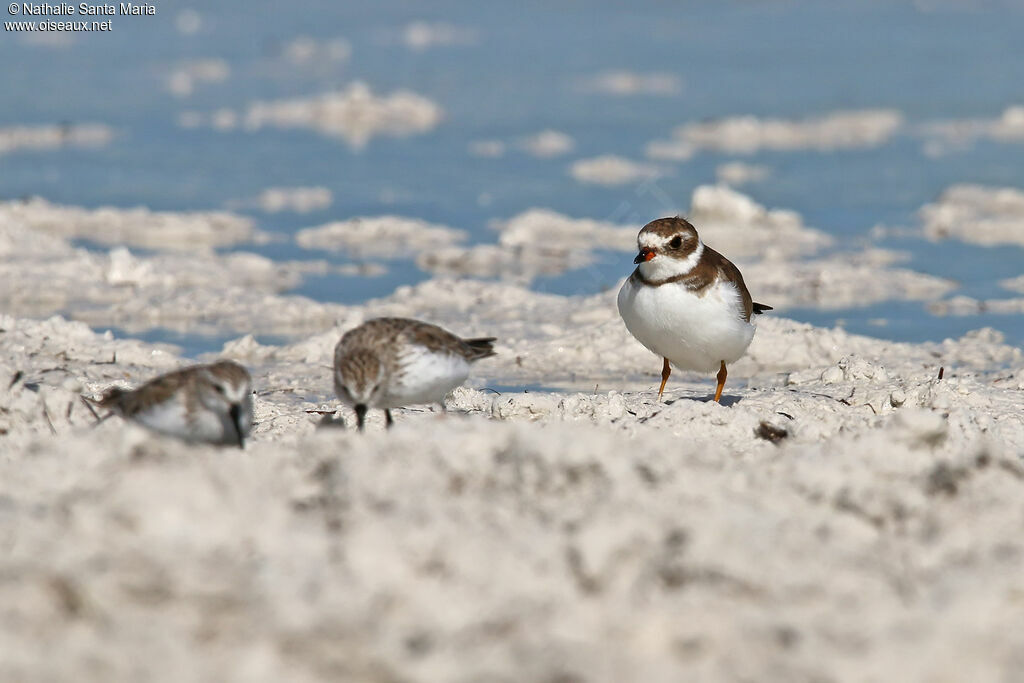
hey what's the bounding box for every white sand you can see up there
[2,278,1023,681]
[0,179,1020,683]
[648,109,904,156]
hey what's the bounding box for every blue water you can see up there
[2,0,1023,354]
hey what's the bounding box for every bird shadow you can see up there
[664,393,742,408]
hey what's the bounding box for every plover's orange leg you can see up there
[714,361,727,403]
[657,357,671,400]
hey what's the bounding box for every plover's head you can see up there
[334,348,386,427]
[198,360,253,447]
[633,216,704,280]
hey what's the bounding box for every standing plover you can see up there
[95,360,254,447]
[617,216,771,402]
[334,317,496,430]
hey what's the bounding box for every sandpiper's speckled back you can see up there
[97,360,253,447]
[333,317,496,421]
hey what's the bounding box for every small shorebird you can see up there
[334,317,496,430]
[94,360,254,447]
[617,216,771,402]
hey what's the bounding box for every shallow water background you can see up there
[2,0,1022,352]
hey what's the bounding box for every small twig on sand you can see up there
[80,395,103,424]
[41,403,57,435]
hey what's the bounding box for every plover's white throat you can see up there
[95,360,254,447]
[334,317,496,430]
[617,216,771,402]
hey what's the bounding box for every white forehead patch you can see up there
[638,230,697,250]
[638,231,662,249]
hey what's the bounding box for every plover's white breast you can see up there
[617,276,755,372]
[385,343,471,407]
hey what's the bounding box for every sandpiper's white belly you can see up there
[617,276,755,372]
[133,398,226,443]
[384,345,470,407]
[132,396,250,445]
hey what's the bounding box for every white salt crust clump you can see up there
[1,186,960,338]
[227,186,333,214]
[579,70,683,96]
[0,216,347,335]
[1002,274,1024,294]
[919,184,1024,247]
[279,35,352,65]
[416,209,633,281]
[0,123,115,156]
[686,184,833,262]
[569,155,666,186]
[928,296,1024,317]
[519,130,575,158]
[166,58,230,98]
[394,21,479,50]
[240,82,443,148]
[468,130,575,159]
[647,109,904,157]
[0,196,258,251]
[296,215,467,258]
[921,105,1024,154]
[715,161,770,186]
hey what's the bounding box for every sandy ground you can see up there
[2,265,1024,682]
[1,180,1023,681]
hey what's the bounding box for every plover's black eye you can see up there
[669,235,683,249]
[214,384,226,395]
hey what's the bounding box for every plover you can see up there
[617,216,771,402]
[95,360,254,447]
[334,317,496,430]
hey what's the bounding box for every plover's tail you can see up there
[752,302,773,315]
[461,337,497,361]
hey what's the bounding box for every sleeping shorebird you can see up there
[333,317,496,430]
[617,216,771,402]
[94,360,254,447]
